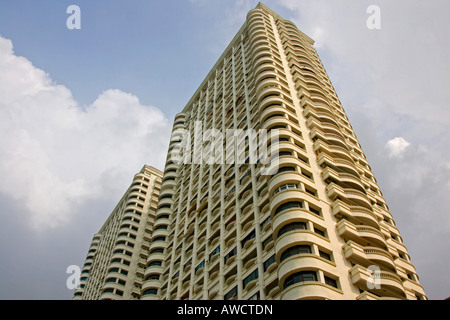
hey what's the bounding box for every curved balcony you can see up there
[260,107,289,128]
[143,265,163,279]
[124,203,144,215]
[146,250,165,263]
[250,44,272,62]
[174,112,187,121]
[281,281,344,300]
[321,166,366,194]
[350,264,406,299]
[310,94,331,107]
[257,93,286,113]
[317,152,360,177]
[278,254,337,289]
[256,85,284,106]
[255,69,280,87]
[141,288,160,300]
[251,49,273,67]
[343,241,396,272]
[332,200,379,229]
[261,114,291,133]
[336,219,386,249]
[313,139,353,163]
[326,182,372,211]
[268,170,307,198]
[247,15,265,34]
[255,77,282,97]
[275,231,331,264]
[270,188,308,218]
[272,207,324,241]
[161,178,176,191]
[100,291,120,300]
[249,37,271,56]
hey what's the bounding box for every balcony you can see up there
[332,200,379,229]
[343,241,396,272]
[321,166,365,193]
[313,139,353,163]
[336,219,386,249]
[281,282,344,300]
[327,183,373,212]
[349,264,406,299]
[317,152,360,179]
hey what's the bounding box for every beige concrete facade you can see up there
[75,3,426,301]
[73,165,163,300]
[139,3,427,300]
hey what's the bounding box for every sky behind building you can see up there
[0,0,449,300]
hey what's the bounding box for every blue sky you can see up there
[0,0,449,300]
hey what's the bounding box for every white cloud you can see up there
[0,35,171,232]
[385,137,411,158]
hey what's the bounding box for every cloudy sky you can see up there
[0,0,448,300]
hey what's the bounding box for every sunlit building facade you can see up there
[139,3,427,301]
[73,165,162,300]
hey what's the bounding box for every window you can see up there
[224,247,237,264]
[284,271,317,289]
[248,292,260,300]
[145,274,160,281]
[272,166,296,177]
[241,230,256,248]
[309,205,321,216]
[314,227,325,237]
[148,261,162,267]
[324,276,338,288]
[305,188,317,197]
[195,260,205,273]
[278,222,307,238]
[184,258,192,269]
[274,184,297,194]
[262,235,273,250]
[209,246,220,261]
[275,201,303,215]
[280,245,311,262]
[225,286,238,300]
[260,216,271,230]
[319,251,331,261]
[243,269,259,289]
[263,255,276,272]
[143,288,158,296]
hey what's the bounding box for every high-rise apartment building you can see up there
[139,3,427,301]
[73,165,163,300]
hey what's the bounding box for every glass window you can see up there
[284,271,317,289]
[275,202,302,215]
[280,245,311,262]
[243,269,259,289]
[324,276,338,288]
[263,255,276,272]
[278,222,307,238]
[225,286,237,300]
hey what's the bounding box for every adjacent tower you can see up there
[73,165,163,300]
[139,3,426,300]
